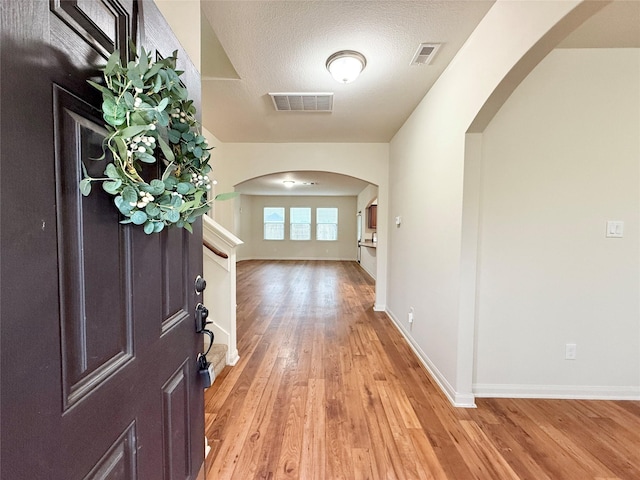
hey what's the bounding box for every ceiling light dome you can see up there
[326,50,367,84]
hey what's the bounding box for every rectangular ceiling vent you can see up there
[269,93,333,112]
[410,43,441,65]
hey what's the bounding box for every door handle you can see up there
[195,303,211,333]
[195,302,215,388]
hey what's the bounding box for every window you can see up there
[264,207,285,240]
[316,207,338,241]
[290,207,311,240]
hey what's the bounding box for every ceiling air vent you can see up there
[410,43,441,65]
[269,93,333,112]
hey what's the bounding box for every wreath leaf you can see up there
[105,163,119,179]
[113,137,128,165]
[131,211,148,225]
[149,179,165,195]
[104,50,120,75]
[80,178,92,196]
[214,192,240,201]
[122,186,137,204]
[156,97,169,112]
[103,180,122,194]
[119,125,149,139]
[157,135,175,163]
[136,152,156,163]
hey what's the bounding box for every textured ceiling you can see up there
[200,0,495,143]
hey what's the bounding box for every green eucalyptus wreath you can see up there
[80,44,217,234]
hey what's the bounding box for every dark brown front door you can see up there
[1,1,204,478]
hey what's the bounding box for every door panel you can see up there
[1,1,204,478]
[162,361,192,479]
[161,229,191,334]
[50,0,130,57]
[83,422,138,480]
[53,85,135,410]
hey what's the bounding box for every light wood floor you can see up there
[204,260,640,480]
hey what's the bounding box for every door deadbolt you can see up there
[195,275,207,294]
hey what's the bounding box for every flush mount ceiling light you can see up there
[283,180,295,187]
[326,50,367,84]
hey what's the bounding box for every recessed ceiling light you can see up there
[283,180,295,187]
[326,50,367,84]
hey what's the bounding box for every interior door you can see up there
[1,1,204,478]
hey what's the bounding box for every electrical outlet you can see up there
[565,343,577,360]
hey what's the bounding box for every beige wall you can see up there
[387,0,606,406]
[474,48,639,397]
[238,195,358,261]
[153,0,201,71]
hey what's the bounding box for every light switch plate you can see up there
[606,220,624,238]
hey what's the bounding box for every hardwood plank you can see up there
[342,359,371,449]
[407,428,452,480]
[300,378,326,480]
[518,399,639,479]
[351,448,376,480]
[234,356,291,479]
[309,322,325,380]
[208,374,269,479]
[458,419,521,479]
[354,357,404,480]
[204,333,262,413]
[479,422,555,480]
[384,379,422,429]
[204,260,640,480]
[376,381,426,479]
[479,398,601,480]
[275,385,308,479]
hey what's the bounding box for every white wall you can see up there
[386,0,604,406]
[360,246,377,280]
[238,195,358,261]
[202,215,243,366]
[474,48,639,398]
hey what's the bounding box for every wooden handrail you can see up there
[204,239,228,259]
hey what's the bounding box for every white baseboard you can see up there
[358,262,376,280]
[227,349,240,366]
[211,321,230,344]
[241,256,357,262]
[473,383,640,400]
[384,309,476,408]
